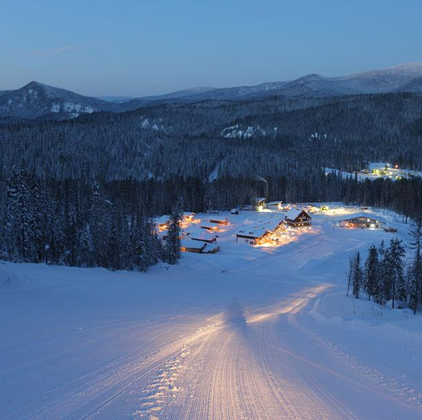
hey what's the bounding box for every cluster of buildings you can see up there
[155,213,228,254]
[235,209,312,246]
[155,207,314,253]
[155,200,395,256]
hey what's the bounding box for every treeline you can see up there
[347,221,422,314]
[1,165,422,272]
[0,168,183,271]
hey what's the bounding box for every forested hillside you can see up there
[0,92,421,270]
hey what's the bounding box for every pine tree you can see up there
[352,252,362,299]
[165,200,183,264]
[381,239,406,308]
[135,216,150,272]
[77,224,94,267]
[364,245,379,300]
[4,167,35,261]
[408,218,422,314]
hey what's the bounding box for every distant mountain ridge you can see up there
[132,62,422,102]
[0,81,120,120]
[1,62,422,120]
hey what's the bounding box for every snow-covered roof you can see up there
[203,243,219,253]
[339,213,386,223]
[284,209,310,221]
[184,227,217,240]
[258,219,284,232]
[235,227,268,239]
[155,215,170,225]
[209,217,228,223]
[267,201,282,206]
[200,224,217,230]
[180,239,206,250]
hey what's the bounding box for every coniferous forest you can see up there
[1,92,422,271]
[348,219,422,314]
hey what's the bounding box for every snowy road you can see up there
[1,208,422,419]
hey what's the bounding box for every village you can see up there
[155,198,398,255]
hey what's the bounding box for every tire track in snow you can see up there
[289,295,422,415]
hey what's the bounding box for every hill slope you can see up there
[0,81,120,119]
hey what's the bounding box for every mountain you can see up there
[132,62,422,102]
[1,62,422,120]
[141,87,217,101]
[135,81,290,103]
[181,62,422,101]
[97,96,134,104]
[0,81,120,120]
[337,62,422,93]
[398,75,422,93]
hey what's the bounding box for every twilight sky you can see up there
[1,0,421,97]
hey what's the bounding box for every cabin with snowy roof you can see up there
[235,227,269,245]
[182,212,195,222]
[155,215,170,231]
[254,197,267,211]
[285,209,312,227]
[180,239,220,254]
[183,227,217,243]
[180,239,207,253]
[209,217,229,226]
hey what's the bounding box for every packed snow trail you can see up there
[1,207,422,419]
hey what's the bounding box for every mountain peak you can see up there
[389,61,422,70]
[24,81,48,89]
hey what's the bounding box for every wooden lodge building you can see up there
[235,217,286,245]
[339,214,385,229]
[284,209,312,227]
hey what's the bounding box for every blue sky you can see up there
[1,0,421,97]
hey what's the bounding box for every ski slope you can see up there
[1,206,421,419]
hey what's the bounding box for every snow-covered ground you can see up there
[326,162,422,182]
[1,205,421,420]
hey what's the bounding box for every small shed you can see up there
[267,201,283,210]
[155,215,170,231]
[285,209,312,227]
[339,214,385,229]
[180,239,206,253]
[254,197,267,211]
[200,224,219,231]
[209,217,229,226]
[182,212,195,222]
[203,243,220,254]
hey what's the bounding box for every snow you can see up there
[180,239,206,250]
[326,162,422,182]
[1,205,422,419]
[184,226,217,242]
[50,103,60,113]
[284,208,308,221]
[235,226,268,238]
[208,162,221,182]
[154,215,170,226]
[221,125,267,139]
